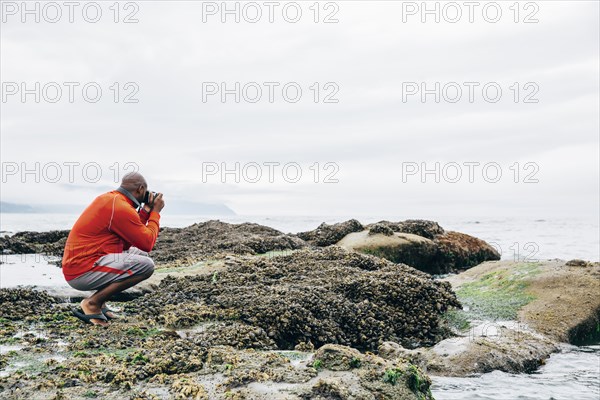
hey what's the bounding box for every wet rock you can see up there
[337,230,441,273]
[337,227,500,274]
[306,347,434,400]
[294,341,315,352]
[0,231,69,256]
[427,259,600,376]
[130,246,460,350]
[366,220,445,240]
[11,230,70,245]
[307,379,361,399]
[189,322,277,350]
[0,288,60,320]
[426,324,558,376]
[368,223,394,236]
[153,303,239,329]
[433,231,500,271]
[446,259,600,345]
[313,344,362,371]
[379,324,559,378]
[171,377,208,399]
[565,259,590,267]
[378,341,405,359]
[378,342,429,370]
[149,220,307,267]
[0,222,306,270]
[0,219,496,276]
[397,220,445,239]
[66,337,206,386]
[295,219,364,247]
[0,238,37,254]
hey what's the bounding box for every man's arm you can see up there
[109,200,160,253]
[123,206,153,250]
[139,206,152,224]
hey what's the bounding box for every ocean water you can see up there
[431,344,600,400]
[0,213,598,261]
[1,213,599,398]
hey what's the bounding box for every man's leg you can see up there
[102,248,149,318]
[80,270,152,325]
[72,251,155,326]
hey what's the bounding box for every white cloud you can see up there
[1,1,598,218]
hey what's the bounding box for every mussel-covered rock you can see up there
[188,321,277,350]
[151,220,307,266]
[368,223,395,236]
[313,344,363,371]
[0,288,59,320]
[365,220,445,240]
[131,246,460,350]
[1,221,307,270]
[0,230,69,256]
[295,219,364,246]
[307,344,434,400]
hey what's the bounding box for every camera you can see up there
[143,190,158,205]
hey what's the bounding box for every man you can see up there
[62,172,165,326]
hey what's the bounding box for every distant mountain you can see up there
[1,202,83,214]
[0,202,35,213]
[0,201,236,216]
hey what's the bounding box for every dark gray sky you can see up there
[1,1,598,217]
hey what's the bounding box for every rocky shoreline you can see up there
[0,219,598,399]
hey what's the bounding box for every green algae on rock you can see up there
[454,262,541,321]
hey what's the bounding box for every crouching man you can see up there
[62,172,165,326]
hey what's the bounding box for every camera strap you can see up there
[116,187,141,211]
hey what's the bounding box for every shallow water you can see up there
[0,254,88,300]
[0,254,63,288]
[431,344,600,400]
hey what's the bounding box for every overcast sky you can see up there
[1,1,598,218]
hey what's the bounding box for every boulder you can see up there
[336,227,500,274]
[336,230,441,274]
[433,231,500,271]
[309,344,434,400]
[313,344,363,371]
[410,259,600,376]
[366,219,445,240]
[368,223,395,236]
[151,220,307,267]
[0,230,69,256]
[426,322,558,376]
[129,246,461,350]
[295,219,364,246]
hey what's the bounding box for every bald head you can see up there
[120,172,147,193]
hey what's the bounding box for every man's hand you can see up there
[143,192,156,213]
[152,193,165,213]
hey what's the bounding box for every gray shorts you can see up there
[67,247,155,291]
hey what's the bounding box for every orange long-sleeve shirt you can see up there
[62,190,160,281]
